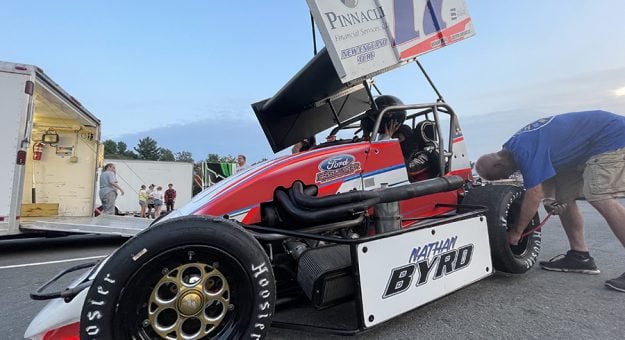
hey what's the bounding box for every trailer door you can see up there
[0,69,32,235]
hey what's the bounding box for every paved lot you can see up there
[2,201,624,339]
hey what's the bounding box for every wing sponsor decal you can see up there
[315,154,362,183]
[308,0,474,83]
[382,235,474,299]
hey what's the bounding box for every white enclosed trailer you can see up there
[0,61,149,238]
[97,159,193,214]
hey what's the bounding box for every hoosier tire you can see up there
[80,215,275,339]
[463,185,541,274]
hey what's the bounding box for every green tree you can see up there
[102,139,140,159]
[206,153,235,163]
[116,141,138,159]
[221,154,235,163]
[252,157,267,166]
[159,148,175,161]
[134,137,161,160]
[103,139,118,157]
[206,153,220,162]
[117,141,129,155]
[175,151,194,163]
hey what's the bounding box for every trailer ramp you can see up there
[20,215,151,237]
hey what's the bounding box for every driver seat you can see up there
[406,120,440,181]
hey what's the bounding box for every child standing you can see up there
[147,184,156,218]
[138,185,148,217]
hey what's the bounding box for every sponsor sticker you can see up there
[356,216,492,327]
[315,154,362,183]
[382,235,475,298]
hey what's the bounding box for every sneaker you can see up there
[539,251,600,274]
[605,272,625,292]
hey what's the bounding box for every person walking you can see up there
[164,183,177,212]
[475,110,625,292]
[138,185,148,217]
[99,163,124,215]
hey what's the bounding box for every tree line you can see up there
[103,136,236,164]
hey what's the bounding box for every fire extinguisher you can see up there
[33,142,44,161]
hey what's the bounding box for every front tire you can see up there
[463,185,541,274]
[80,215,275,339]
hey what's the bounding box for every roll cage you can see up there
[315,98,461,177]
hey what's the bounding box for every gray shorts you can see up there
[555,147,625,202]
[99,190,118,215]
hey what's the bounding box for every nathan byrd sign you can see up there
[307,0,474,83]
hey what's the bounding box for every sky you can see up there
[2,1,625,162]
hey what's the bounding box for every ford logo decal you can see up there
[319,154,355,171]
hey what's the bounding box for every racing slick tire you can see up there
[463,185,541,274]
[80,215,275,339]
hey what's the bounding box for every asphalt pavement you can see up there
[2,201,624,339]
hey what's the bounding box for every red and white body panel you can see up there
[449,118,472,174]
[163,138,472,227]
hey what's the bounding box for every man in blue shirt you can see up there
[475,110,625,293]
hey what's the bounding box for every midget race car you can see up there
[25,1,542,339]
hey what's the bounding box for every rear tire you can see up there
[80,215,275,339]
[463,185,541,274]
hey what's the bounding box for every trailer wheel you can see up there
[80,215,275,339]
[463,185,541,274]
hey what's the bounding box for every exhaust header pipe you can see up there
[275,176,464,225]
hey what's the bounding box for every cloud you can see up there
[108,67,625,164]
[99,94,262,138]
[614,86,625,97]
[111,116,275,163]
[461,68,625,158]
[456,67,625,117]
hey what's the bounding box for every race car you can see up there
[25,55,541,340]
[25,2,542,339]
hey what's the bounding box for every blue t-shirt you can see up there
[503,110,625,189]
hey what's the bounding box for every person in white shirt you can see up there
[236,154,249,173]
[153,186,164,218]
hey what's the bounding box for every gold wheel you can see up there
[147,263,230,339]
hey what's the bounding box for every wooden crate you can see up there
[20,203,59,217]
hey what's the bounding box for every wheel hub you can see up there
[147,262,230,339]
[178,290,204,316]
